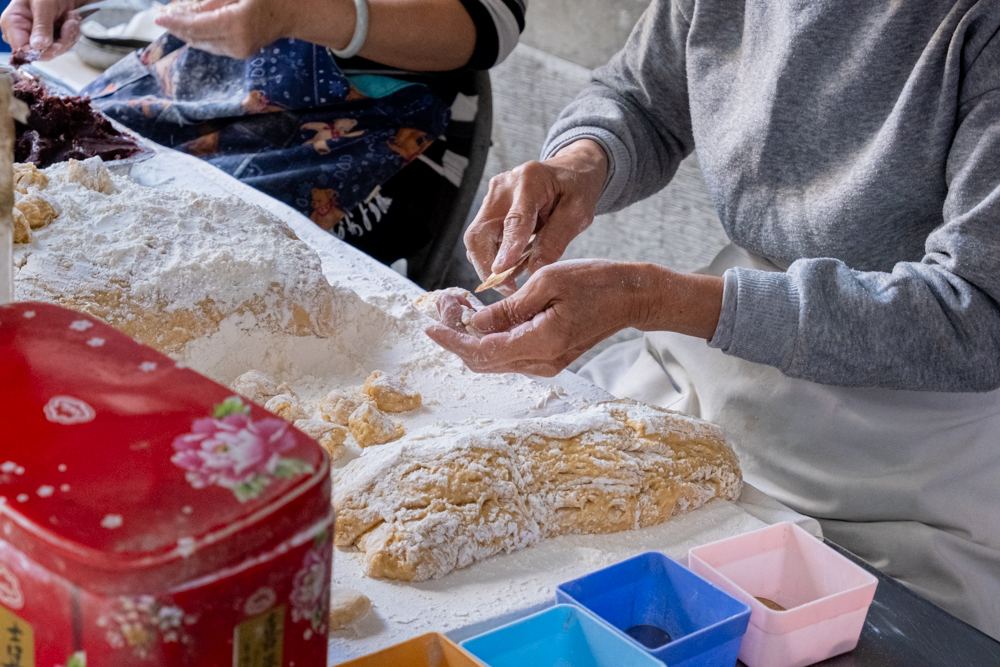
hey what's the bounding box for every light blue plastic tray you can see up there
[460,604,665,667]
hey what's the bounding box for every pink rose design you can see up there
[172,414,296,490]
[290,548,328,632]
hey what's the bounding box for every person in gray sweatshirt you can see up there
[427,0,1000,640]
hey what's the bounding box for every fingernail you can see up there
[492,249,507,272]
[29,35,46,48]
[472,309,494,332]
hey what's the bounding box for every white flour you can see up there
[10,150,774,664]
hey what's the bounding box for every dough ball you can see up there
[231,370,289,404]
[12,208,31,244]
[348,401,405,448]
[294,418,349,460]
[13,162,48,193]
[264,393,308,422]
[66,157,114,194]
[329,588,371,631]
[319,388,365,426]
[362,370,421,413]
[15,193,57,230]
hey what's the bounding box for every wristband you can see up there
[330,0,369,59]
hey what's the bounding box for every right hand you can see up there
[1,0,83,59]
[464,138,608,295]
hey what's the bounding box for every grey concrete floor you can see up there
[443,1,730,370]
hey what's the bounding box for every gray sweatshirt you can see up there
[543,0,1000,392]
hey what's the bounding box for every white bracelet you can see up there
[330,0,369,59]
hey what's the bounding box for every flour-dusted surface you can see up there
[21,145,803,663]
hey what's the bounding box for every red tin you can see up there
[0,302,333,667]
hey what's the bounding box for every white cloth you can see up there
[579,245,1000,640]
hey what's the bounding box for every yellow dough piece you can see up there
[15,193,57,230]
[348,401,405,448]
[334,400,742,582]
[294,418,349,461]
[231,369,289,405]
[328,588,371,630]
[66,158,115,194]
[320,388,366,426]
[13,162,48,193]
[363,370,422,413]
[12,208,31,244]
[264,393,308,423]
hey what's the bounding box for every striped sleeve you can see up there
[458,0,526,69]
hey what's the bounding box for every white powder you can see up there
[9,151,768,663]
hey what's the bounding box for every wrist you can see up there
[549,138,608,194]
[629,264,724,340]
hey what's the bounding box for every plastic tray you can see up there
[689,522,878,667]
[556,551,750,667]
[338,632,481,667]
[460,604,664,667]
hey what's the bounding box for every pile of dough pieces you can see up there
[231,369,422,461]
[11,159,112,243]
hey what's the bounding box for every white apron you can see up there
[579,245,1000,640]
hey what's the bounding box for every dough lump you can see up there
[363,370,421,413]
[334,400,742,582]
[13,162,47,193]
[15,193,57,230]
[231,369,288,405]
[12,209,31,244]
[328,588,371,630]
[65,157,115,194]
[348,401,405,448]
[294,418,349,461]
[320,388,366,426]
[264,393,308,422]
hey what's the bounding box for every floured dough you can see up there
[320,388,366,426]
[334,400,742,581]
[413,287,485,338]
[363,370,421,413]
[66,157,114,194]
[348,401,405,448]
[294,418,349,461]
[12,208,31,244]
[264,393,307,422]
[328,588,371,630]
[231,369,291,405]
[15,193,57,230]
[13,162,47,193]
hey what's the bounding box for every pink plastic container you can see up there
[688,522,877,667]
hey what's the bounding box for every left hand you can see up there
[155,0,322,59]
[426,260,725,377]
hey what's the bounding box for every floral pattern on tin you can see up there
[289,533,331,639]
[97,596,196,659]
[171,397,314,502]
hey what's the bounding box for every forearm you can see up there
[292,0,475,71]
[627,264,724,340]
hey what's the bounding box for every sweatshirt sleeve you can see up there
[540,0,695,215]
[458,0,526,69]
[710,48,1000,392]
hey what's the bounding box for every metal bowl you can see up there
[74,8,151,70]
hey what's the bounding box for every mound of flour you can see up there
[12,159,403,359]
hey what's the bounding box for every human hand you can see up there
[154,0,335,59]
[1,0,82,59]
[464,139,608,296]
[426,261,725,376]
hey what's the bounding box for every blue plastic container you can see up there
[460,604,665,667]
[556,552,751,667]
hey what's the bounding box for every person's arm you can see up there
[463,0,694,287]
[155,0,525,71]
[710,48,1000,391]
